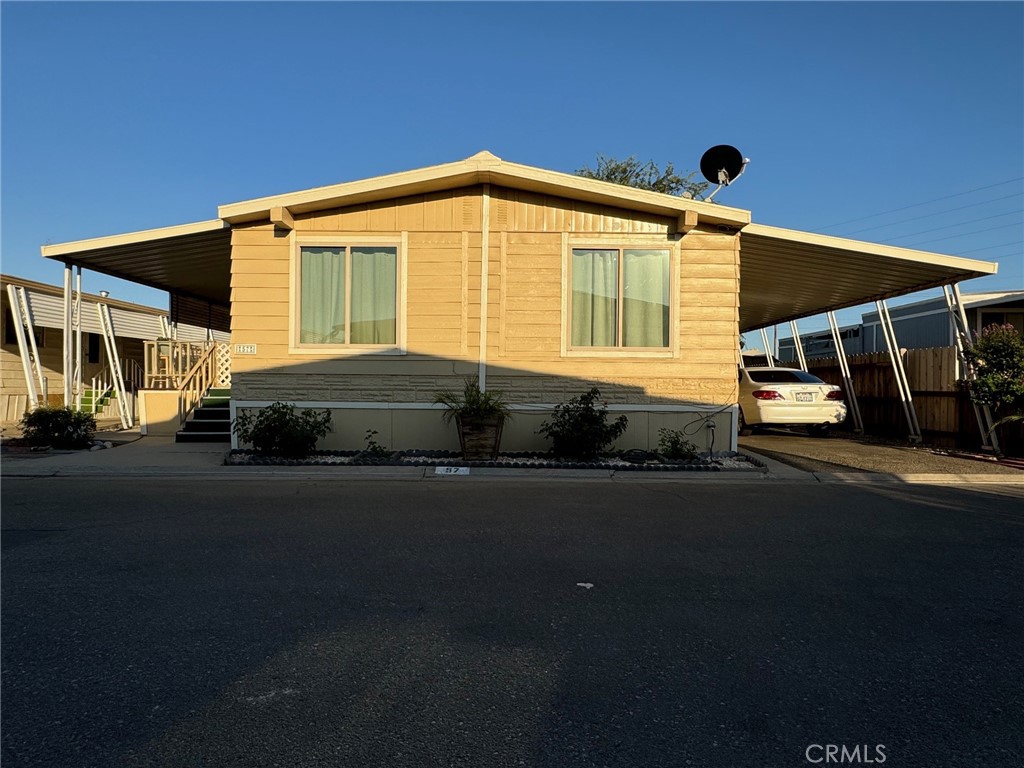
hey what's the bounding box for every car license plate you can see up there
[796,392,814,402]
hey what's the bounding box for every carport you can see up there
[738,223,999,449]
[37,160,999,451]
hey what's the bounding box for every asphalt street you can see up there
[2,477,1022,768]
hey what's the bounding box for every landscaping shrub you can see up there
[233,402,332,458]
[963,323,1024,417]
[538,387,628,459]
[657,428,699,461]
[20,406,96,449]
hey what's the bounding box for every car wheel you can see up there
[807,424,831,438]
[737,409,752,437]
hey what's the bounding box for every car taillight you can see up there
[752,390,784,400]
[826,390,844,401]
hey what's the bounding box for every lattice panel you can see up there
[216,343,232,387]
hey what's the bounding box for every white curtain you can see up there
[300,247,346,343]
[350,247,397,344]
[622,250,669,347]
[571,249,618,347]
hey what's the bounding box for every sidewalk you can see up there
[2,432,1022,485]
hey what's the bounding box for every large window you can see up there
[570,248,670,349]
[298,245,398,346]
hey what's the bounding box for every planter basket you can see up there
[456,414,505,460]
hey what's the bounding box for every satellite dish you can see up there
[698,145,749,202]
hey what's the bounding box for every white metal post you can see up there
[97,303,133,429]
[73,267,83,410]
[7,285,42,409]
[943,284,999,453]
[876,300,922,442]
[759,328,775,366]
[826,311,864,434]
[63,264,73,406]
[790,320,808,372]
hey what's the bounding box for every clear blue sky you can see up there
[2,1,1022,343]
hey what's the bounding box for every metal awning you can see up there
[41,219,231,307]
[738,224,998,332]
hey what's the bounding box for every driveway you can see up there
[740,429,1023,476]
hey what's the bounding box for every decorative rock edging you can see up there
[224,449,760,472]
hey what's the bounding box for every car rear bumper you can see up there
[745,402,847,426]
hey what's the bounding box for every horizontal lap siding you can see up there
[229,186,740,410]
[493,214,739,406]
[229,195,479,397]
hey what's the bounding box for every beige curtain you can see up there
[622,250,669,347]
[349,247,397,344]
[300,247,346,343]
[571,249,618,346]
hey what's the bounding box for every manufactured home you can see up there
[39,152,998,451]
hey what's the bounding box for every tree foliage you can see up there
[963,323,1024,416]
[575,154,709,199]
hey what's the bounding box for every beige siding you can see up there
[230,184,741,447]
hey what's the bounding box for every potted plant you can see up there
[433,377,512,460]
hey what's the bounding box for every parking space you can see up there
[739,428,1022,476]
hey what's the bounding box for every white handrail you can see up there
[177,343,218,427]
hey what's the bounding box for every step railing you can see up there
[177,343,219,428]
[144,340,211,389]
[124,359,145,392]
[89,369,113,415]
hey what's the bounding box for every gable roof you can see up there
[217,151,751,228]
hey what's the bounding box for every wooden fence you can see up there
[804,347,1022,454]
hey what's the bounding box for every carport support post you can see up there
[790,321,808,372]
[73,267,83,410]
[875,300,922,443]
[826,311,864,434]
[759,328,775,366]
[62,263,73,406]
[943,283,999,453]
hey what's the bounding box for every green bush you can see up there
[657,428,699,461]
[538,387,628,459]
[963,323,1024,416]
[233,402,332,458]
[21,406,96,449]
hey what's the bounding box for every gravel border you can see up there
[224,448,760,472]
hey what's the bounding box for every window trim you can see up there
[561,239,678,358]
[290,234,407,355]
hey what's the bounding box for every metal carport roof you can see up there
[738,223,997,332]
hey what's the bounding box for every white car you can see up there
[738,367,847,437]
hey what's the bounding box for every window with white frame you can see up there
[297,245,398,346]
[570,248,671,349]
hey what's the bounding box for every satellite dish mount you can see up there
[699,145,749,202]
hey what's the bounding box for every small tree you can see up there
[575,154,709,199]
[962,323,1024,418]
[538,388,628,459]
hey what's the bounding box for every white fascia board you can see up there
[41,219,228,258]
[217,151,751,227]
[743,223,1000,275]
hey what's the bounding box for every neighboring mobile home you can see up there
[1,274,226,424]
[40,152,998,452]
[777,290,1024,361]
